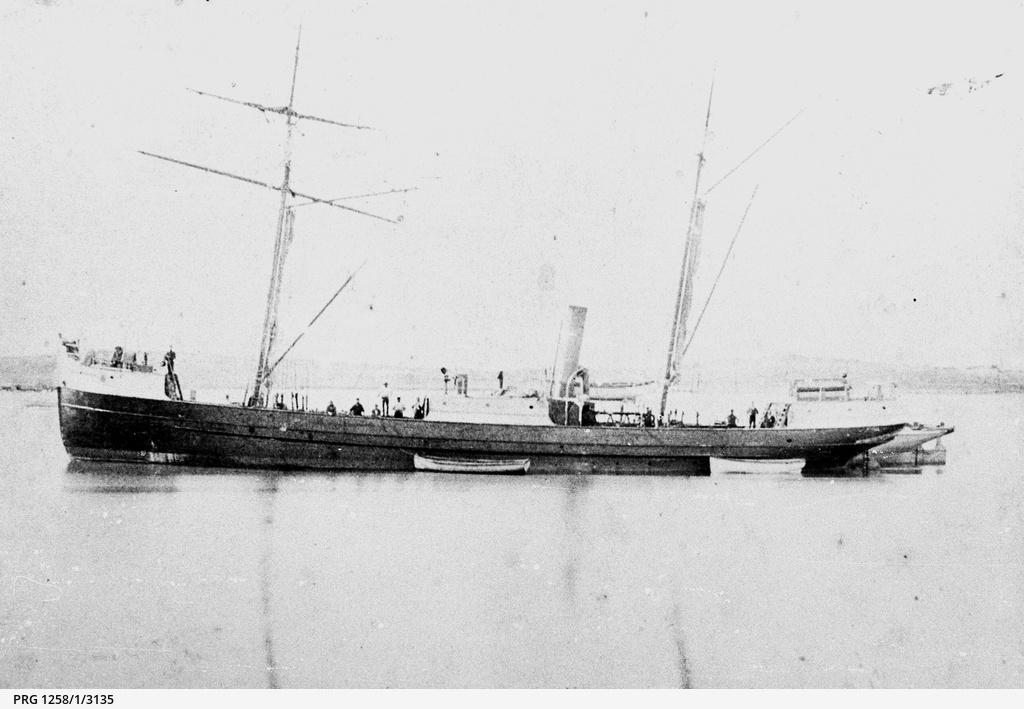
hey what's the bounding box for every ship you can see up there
[56,35,904,476]
[57,310,902,475]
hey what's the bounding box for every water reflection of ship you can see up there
[558,474,589,604]
[63,459,180,493]
[554,474,693,687]
[257,475,281,689]
[64,460,283,687]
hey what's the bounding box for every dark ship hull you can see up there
[58,387,903,475]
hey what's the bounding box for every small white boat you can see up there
[711,457,805,474]
[413,454,531,474]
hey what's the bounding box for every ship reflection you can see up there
[58,461,699,687]
[63,459,417,482]
[63,459,181,493]
[63,458,283,687]
[557,474,590,603]
[556,474,694,687]
[668,602,692,688]
[258,474,280,689]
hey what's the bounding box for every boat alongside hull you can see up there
[58,387,903,475]
[413,454,531,474]
[711,458,805,474]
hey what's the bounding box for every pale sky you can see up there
[2,0,1023,378]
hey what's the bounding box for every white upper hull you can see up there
[58,355,168,400]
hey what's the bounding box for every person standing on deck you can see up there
[162,347,176,374]
[160,347,181,401]
[380,382,390,416]
[747,404,758,429]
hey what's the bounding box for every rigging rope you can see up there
[264,259,368,380]
[678,186,759,360]
[704,109,804,195]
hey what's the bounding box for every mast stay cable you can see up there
[264,258,368,380]
[704,108,804,195]
[678,186,759,361]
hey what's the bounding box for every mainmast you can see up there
[659,77,714,421]
[252,31,303,406]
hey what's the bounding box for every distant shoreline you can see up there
[3,354,1022,396]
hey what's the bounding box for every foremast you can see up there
[659,78,714,421]
[139,29,403,408]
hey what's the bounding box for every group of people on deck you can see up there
[325,400,364,416]
[719,405,787,429]
[324,382,426,419]
[375,382,425,418]
[630,405,787,429]
[722,406,786,428]
[738,404,787,428]
[89,344,156,372]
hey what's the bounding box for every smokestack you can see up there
[550,305,587,397]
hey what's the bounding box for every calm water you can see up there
[0,391,1022,688]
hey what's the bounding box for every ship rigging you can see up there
[140,29,405,409]
[657,77,803,420]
